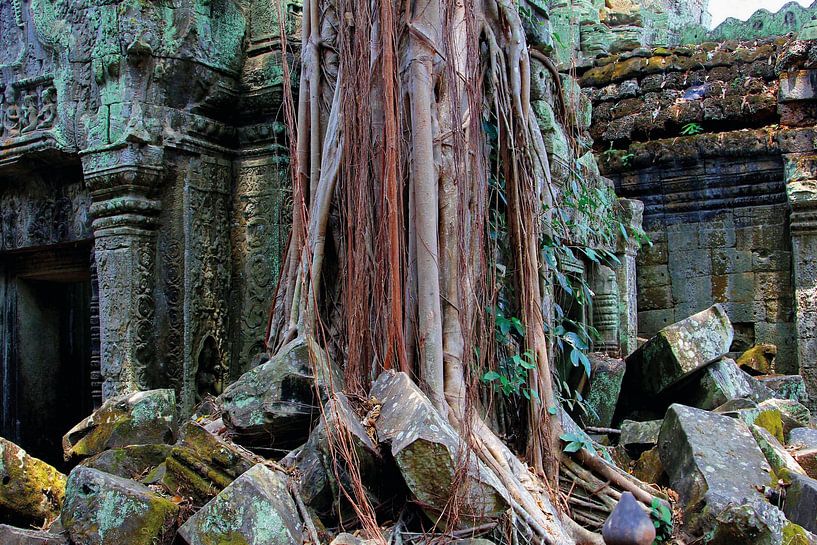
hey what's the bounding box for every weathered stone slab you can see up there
[219,338,341,448]
[177,464,302,545]
[0,437,66,524]
[162,420,260,504]
[707,501,786,545]
[584,354,626,428]
[80,444,171,481]
[625,305,734,396]
[632,447,665,485]
[758,375,810,404]
[0,525,67,545]
[62,389,177,462]
[674,357,772,411]
[620,419,662,453]
[784,473,817,533]
[61,467,178,545]
[793,448,817,479]
[658,404,771,533]
[371,371,509,525]
[791,428,817,448]
[750,425,806,477]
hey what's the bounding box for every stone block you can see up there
[670,276,711,306]
[637,308,676,337]
[668,249,711,279]
[637,242,668,266]
[698,227,736,249]
[620,419,662,453]
[0,437,66,525]
[758,375,809,404]
[757,271,793,302]
[752,250,792,273]
[671,358,772,411]
[632,447,665,484]
[791,428,817,448]
[371,371,512,527]
[80,444,171,481]
[637,284,673,311]
[780,70,817,102]
[712,248,753,275]
[584,355,626,428]
[162,420,260,505]
[61,467,178,545]
[219,337,341,448]
[784,473,817,533]
[638,264,670,287]
[625,305,734,396]
[658,404,771,533]
[63,389,177,462]
[793,448,817,479]
[750,425,806,477]
[711,273,755,303]
[177,465,303,545]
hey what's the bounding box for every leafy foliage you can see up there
[680,122,704,136]
[650,497,674,543]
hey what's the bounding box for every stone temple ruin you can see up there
[0,0,817,543]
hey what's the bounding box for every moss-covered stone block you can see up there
[81,444,172,481]
[162,420,261,505]
[61,467,179,545]
[0,524,68,545]
[62,389,177,462]
[0,437,66,525]
[177,464,302,545]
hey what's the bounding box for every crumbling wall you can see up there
[579,38,817,399]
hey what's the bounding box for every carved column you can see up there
[591,264,620,356]
[785,153,817,407]
[615,198,643,357]
[82,144,162,399]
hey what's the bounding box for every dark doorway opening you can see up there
[1,242,97,470]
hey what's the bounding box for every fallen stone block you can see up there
[0,525,68,545]
[371,371,509,525]
[759,399,812,439]
[658,404,771,534]
[791,428,817,448]
[707,500,786,545]
[672,357,772,411]
[62,389,177,462]
[620,419,662,454]
[784,473,817,534]
[583,354,626,428]
[285,392,387,523]
[61,467,178,545]
[750,425,806,477]
[0,437,65,525]
[736,343,777,375]
[720,407,785,443]
[177,464,303,545]
[219,337,341,449]
[624,304,734,396]
[757,375,810,404]
[80,444,171,481]
[162,420,260,504]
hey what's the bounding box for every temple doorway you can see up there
[0,242,98,469]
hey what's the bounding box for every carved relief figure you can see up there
[3,88,21,137]
[36,87,57,129]
[20,94,39,133]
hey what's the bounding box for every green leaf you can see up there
[563,442,583,453]
[482,371,501,382]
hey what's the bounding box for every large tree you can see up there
[265,1,656,543]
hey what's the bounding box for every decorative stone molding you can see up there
[615,198,643,356]
[82,144,163,398]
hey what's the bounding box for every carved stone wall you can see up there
[0,0,297,409]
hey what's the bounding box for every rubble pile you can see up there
[0,304,815,544]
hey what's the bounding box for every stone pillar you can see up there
[82,144,163,399]
[615,198,643,357]
[786,153,817,408]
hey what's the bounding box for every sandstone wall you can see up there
[580,38,816,377]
